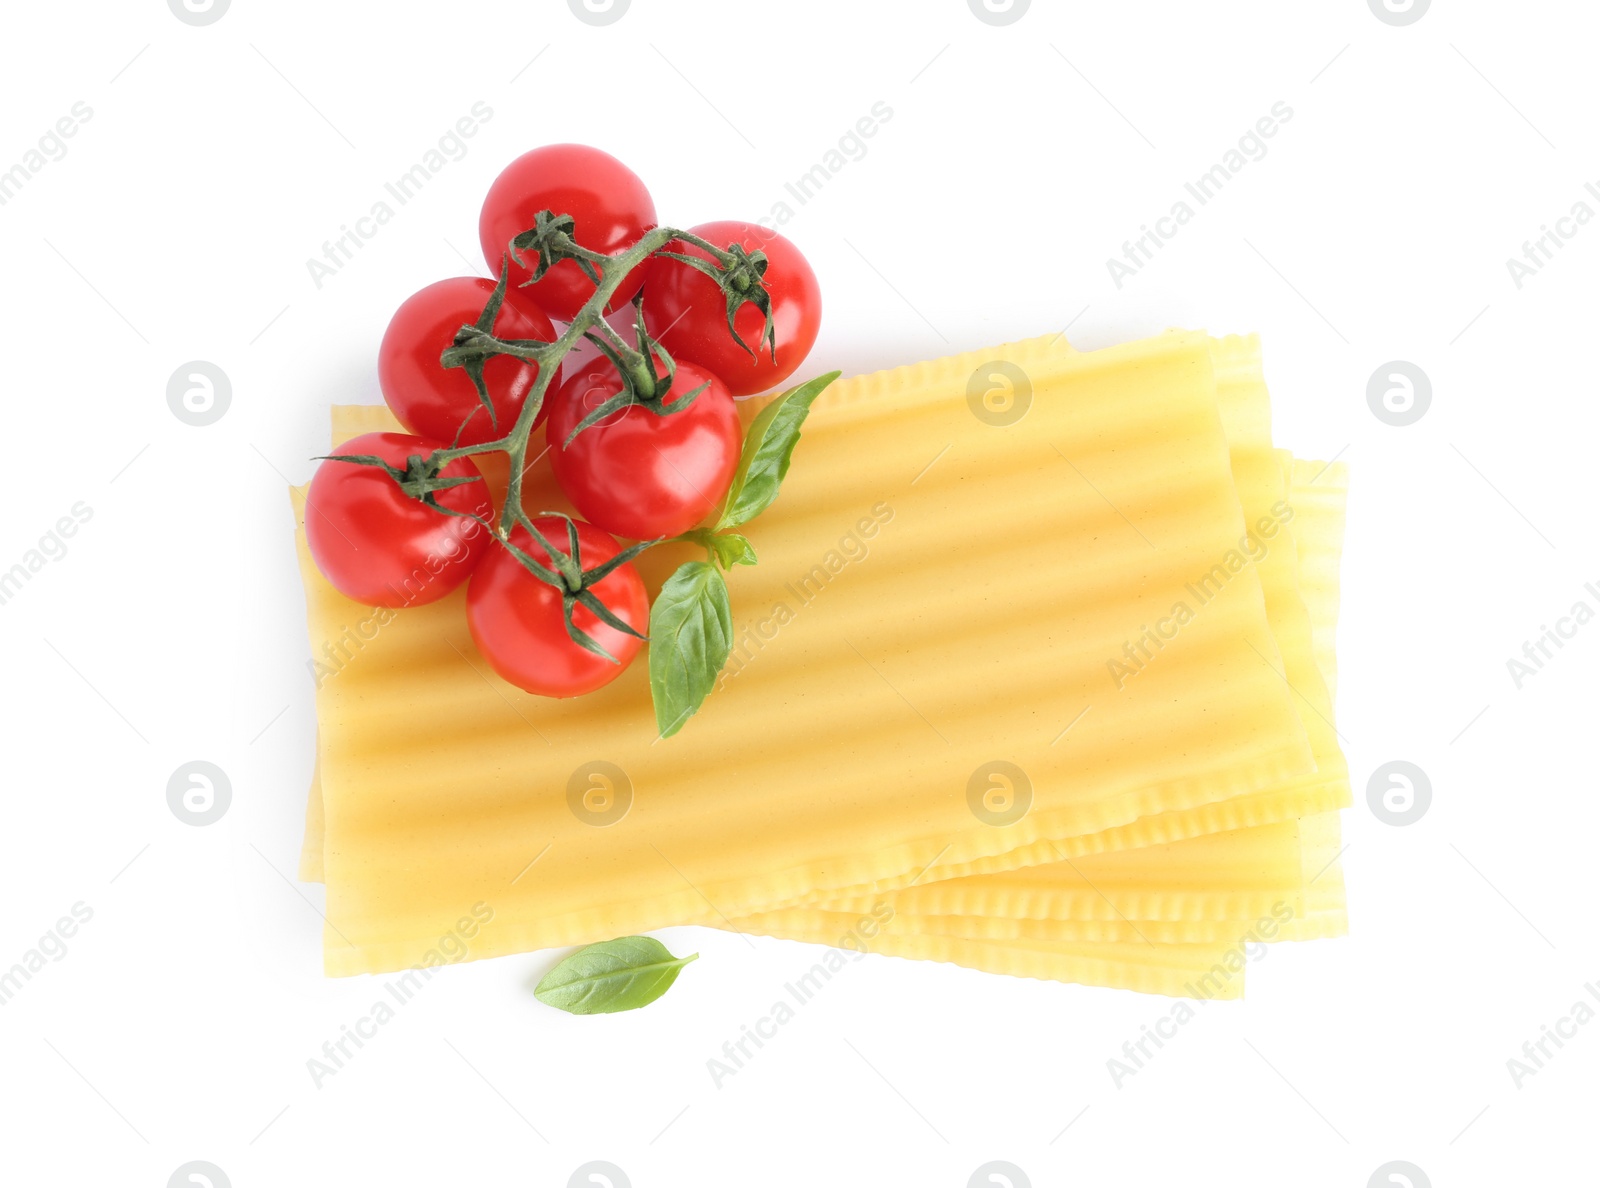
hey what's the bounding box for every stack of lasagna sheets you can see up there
[291,329,1349,999]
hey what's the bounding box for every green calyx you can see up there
[509,209,607,286]
[564,291,709,446]
[501,511,658,663]
[315,450,483,511]
[655,238,777,363]
[440,259,556,435]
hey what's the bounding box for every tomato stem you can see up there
[407,218,777,660]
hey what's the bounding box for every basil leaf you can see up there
[716,371,840,529]
[533,936,698,1015]
[649,561,733,738]
[710,532,757,568]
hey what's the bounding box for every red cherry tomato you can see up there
[306,432,493,608]
[478,145,656,321]
[378,277,560,448]
[642,220,821,397]
[466,518,648,698]
[548,359,741,541]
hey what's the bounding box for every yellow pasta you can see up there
[293,330,1316,976]
[748,337,1347,922]
[722,343,1349,986]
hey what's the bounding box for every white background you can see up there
[1,1,1595,1185]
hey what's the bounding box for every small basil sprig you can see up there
[717,371,840,529]
[649,561,733,739]
[534,936,698,1015]
[648,371,839,738]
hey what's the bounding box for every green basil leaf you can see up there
[716,371,840,529]
[709,532,757,569]
[675,528,758,570]
[649,561,733,738]
[533,936,698,1015]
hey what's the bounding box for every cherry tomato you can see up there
[306,432,494,608]
[478,145,656,321]
[466,517,648,698]
[642,220,821,397]
[378,277,560,448]
[548,358,741,541]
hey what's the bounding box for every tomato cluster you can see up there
[305,144,823,700]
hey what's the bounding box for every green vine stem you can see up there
[323,203,824,719]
